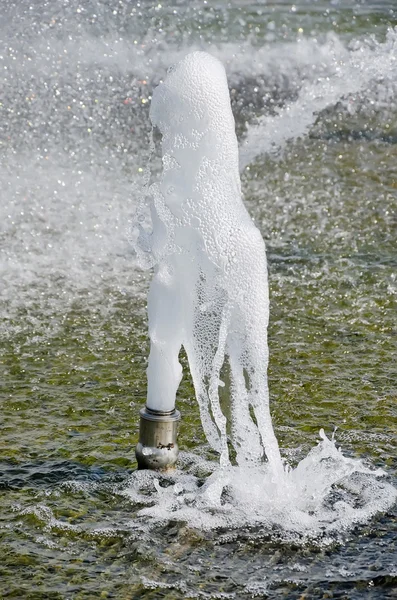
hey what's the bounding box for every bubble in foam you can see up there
[136,51,282,472]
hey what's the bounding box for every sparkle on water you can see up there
[1,1,397,598]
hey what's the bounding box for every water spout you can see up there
[135,51,282,474]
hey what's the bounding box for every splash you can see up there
[240,28,397,168]
[122,430,397,544]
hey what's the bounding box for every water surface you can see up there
[1,0,397,598]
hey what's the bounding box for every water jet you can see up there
[135,50,282,473]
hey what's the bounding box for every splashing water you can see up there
[133,50,397,540]
[1,2,397,596]
[122,430,396,544]
[240,27,397,168]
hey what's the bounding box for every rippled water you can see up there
[1,1,397,598]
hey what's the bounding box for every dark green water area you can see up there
[1,0,396,598]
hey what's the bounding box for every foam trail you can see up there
[240,28,397,169]
[136,51,282,473]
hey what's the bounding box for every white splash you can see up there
[122,430,397,543]
[136,51,282,472]
[240,27,397,168]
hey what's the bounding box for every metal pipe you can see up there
[135,406,181,471]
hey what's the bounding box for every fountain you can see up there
[3,1,397,594]
[130,49,396,541]
[135,51,282,473]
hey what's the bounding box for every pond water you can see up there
[1,1,396,598]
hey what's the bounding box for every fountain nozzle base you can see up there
[135,406,181,471]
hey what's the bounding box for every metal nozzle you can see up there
[135,406,181,471]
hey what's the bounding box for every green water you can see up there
[1,0,397,598]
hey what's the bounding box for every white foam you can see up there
[121,431,397,543]
[137,51,282,473]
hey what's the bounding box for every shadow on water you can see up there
[0,460,130,491]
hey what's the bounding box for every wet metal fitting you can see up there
[135,406,181,471]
